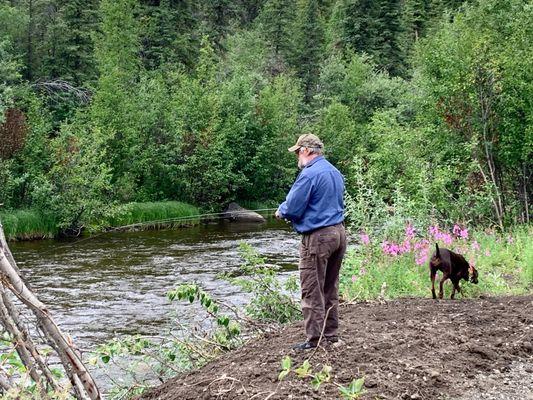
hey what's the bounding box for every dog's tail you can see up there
[435,243,440,257]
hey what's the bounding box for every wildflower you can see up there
[471,240,480,251]
[429,225,440,237]
[453,224,461,236]
[351,275,357,283]
[437,232,453,246]
[360,232,370,246]
[459,228,469,240]
[507,236,513,244]
[400,239,411,254]
[405,224,415,240]
[415,254,428,266]
[360,267,367,276]
[484,249,491,257]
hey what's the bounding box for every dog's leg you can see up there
[430,269,437,299]
[438,273,448,299]
[450,279,462,300]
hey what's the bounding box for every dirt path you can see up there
[140,296,533,400]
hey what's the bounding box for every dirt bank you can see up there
[140,295,533,400]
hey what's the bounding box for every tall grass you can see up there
[106,201,200,230]
[1,201,201,240]
[340,223,532,301]
[0,210,58,241]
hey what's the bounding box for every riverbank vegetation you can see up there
[0,201,199,240]
[0,0,530,239]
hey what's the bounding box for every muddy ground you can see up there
[140,296,533,400]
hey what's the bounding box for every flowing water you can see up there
[9,219,299,351]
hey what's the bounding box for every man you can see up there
[275,133,346,350]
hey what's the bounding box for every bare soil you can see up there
[140,295,533,400]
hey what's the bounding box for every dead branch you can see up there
[0,222,101,399]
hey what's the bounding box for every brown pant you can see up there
[299,223,347,343]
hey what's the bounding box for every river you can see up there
[10,219,299,351]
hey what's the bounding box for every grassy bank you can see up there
[0,201,200,241]
[340,224,532,300]
[107,201,200,230]
[0,209,58,240]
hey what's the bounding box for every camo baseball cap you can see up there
[288,133,324,152]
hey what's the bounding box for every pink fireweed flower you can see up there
[381,241,401,256]
[436,232,453,246]
[459,228,469,240]
[400,239,411,254]
[415,254,427,266]
[351,275,357,283]
[471,240,480,252]
[405,224,415,240]
[429,225,440,237]
[453,224,461,236]
[414,239,429,250]
[360,232,370,246]
[507,236,513,244]
[484,249,491,257]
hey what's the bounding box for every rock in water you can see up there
[223,202,266,223]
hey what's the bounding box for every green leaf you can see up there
[278,369,290,381]
[295,359,312,378]
[281,355,292,370]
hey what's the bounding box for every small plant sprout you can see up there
[294,359,312,378]
[338,377,366,399]
[278,356,292,381]
[310,364,332,390]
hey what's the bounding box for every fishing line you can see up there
[8,207,279,257]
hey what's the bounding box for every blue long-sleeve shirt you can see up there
[278,156,345,234]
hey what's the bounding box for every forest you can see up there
[0,0,531,235]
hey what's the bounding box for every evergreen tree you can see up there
[91,0,141,193]
[258,0,297,64]
[39,0,98,84]
[139,0,198,70]
[329,0,407,76]
[292,0,325,102]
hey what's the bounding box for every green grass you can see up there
[0,209,58,241]
[1,201,201,240]
[106,201,200,230]
[340,224,532,301]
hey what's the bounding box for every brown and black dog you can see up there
[429,243,478,299]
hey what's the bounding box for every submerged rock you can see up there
[223,202,266,223]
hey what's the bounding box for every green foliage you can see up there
[338,377,365,399]
[107,201,199,228]
[168,283,242,347]
[223,242,302,324]
[0,209,58,240]
[258,0,297,62]
[0,333,71,399]
[30,123,113,233]
[278,355,292,380]
[0,39,20,121]
[1,0,531,231]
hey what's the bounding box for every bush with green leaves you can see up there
[222,242,302,324]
